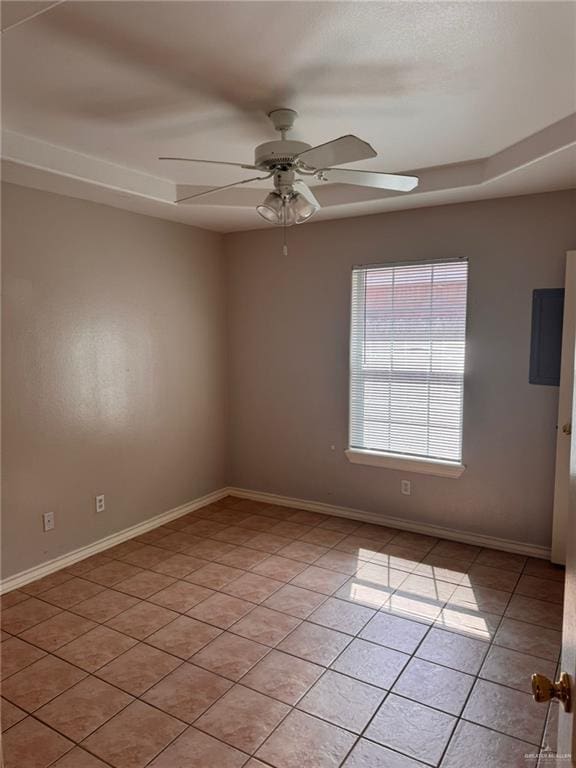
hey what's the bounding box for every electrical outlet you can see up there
[401,480,411,496]
[43,512,55,532]
[95,495,105,514]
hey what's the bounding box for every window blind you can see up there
[349,258,468,463]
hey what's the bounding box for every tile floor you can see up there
[0,496,565,768]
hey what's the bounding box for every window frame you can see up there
[346,257,468,479]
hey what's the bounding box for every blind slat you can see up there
[350,259,468,463]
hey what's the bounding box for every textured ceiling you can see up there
[2,1,575,231]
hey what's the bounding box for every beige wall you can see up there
[225,190,576,548]
[2,183,227,578]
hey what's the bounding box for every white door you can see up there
[555,252,576,762]
[556,360,576,762]
[552,251,576,564]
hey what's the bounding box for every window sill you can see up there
[345,449,466,478]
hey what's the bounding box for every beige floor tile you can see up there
[443,720,537,767]
[369,544,425,573]
[222,572,284,603]
[291,565,352,595]
[1,590,31,608]
[298,669,384,732]
[148,580,215,612]
[184,562,245,589]
[1,716,74,768]
[147,726,248,768]
[1,697,27,731]
[463,679,547,745]
[480,644,556,692]
[342,739,428,767]
[271,521,315,540]
[95,642,181,694]
[308,596,375,635]
[55,625,138,672]
[523,558,565,583]
[192,632,270,680]
[105,601,179,639]
[287,510,326,526]
[251,555,308,581]
[81,700,186,768]
[493,617,561,661]
[382,593,444,625]
[230,606,301,646]
[331,637,409,688]
[1,636,47,679]
[196,684,289,753]
[262,584,327,618]
[429,540,480,563]
[151,553,208,578]
[448,584,511,615]
[19,611,97,652]
[81,561,143,587]
[276,540,329,563]
[393,657,474,715]
[212,525,258,545]
[1,596,61,634]
[299,527,347,547]
[415,627,489,674]
[463,564,520,592]
[434,605,502,641]
[2,654,87,712]
[146,615,222,658]
[351,562,408,591]
[318,516,360,534]
[20,572,74,597]
[366,694,456,765]
[246,532,293,553]
[334,535,381,558]
[187,592,255,628]
[277,621,351,666]
[475,549,527,572]
[72,589,141,622]
[185,541,237,562]
[35,676,133,741]
[50,747,112,768]
[413,554,471,585]
[313,550,366,575]
[514,574,564,604]
[255,709,356,768]
[359,612,428,654]
[120,545,173,569]
[241,649,323,705]
[389,531,438,553]
[41,578,105,609]
[335,576,395,609]
[143,662,232,722]
[114,571,177,598]
[216,546,270,569]
[505,595,563,630]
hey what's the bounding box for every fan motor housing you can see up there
[254,140,311,170]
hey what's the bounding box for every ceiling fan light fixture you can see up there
[291,191,319,224]
[256,192,296,226]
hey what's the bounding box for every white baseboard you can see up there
[227,486,552,561]
[1,484,551,594]
[0,488,229,595]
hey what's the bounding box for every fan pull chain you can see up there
[282,223,288,256]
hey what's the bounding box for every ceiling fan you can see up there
[159,109,419,225]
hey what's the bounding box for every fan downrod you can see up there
[268,108,298,138]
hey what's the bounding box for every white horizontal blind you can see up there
[350,258,468,462]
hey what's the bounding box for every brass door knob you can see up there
[531,672,572,712]
[562,423,572,435]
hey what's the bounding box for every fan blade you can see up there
[293,180,320,209]
[319,168,419,192]
[160,157,257,170]
[175,174,271,204]
[296,135,376,170]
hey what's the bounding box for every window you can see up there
[347,258,468,477]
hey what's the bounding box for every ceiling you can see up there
[2,0,575,232]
